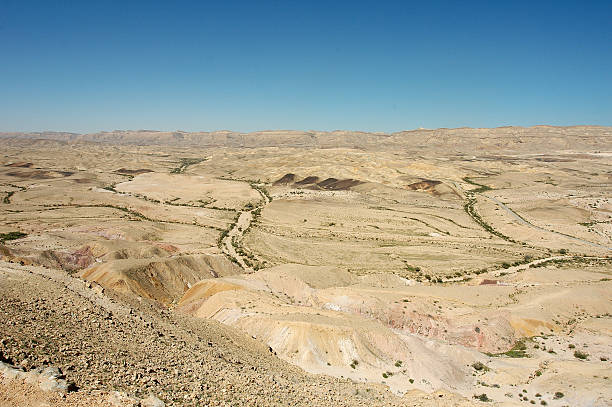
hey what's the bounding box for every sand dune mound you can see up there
[0,238,179,273]
[178,279,247,312]
[295,175,320,185]
[244,264,357,302]
[80,254,239,305]
[87,240,177,261]
[5,169,74,179]
[177,283,482,394]
[114,168,154,175]
[5,162,33,168]
[0,243,96,272]
[273,173,296,185]
[273,173,364,190]
[406,179,461,199]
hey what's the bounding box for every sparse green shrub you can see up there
[488,340,529,358]
[3,191,15,204]
[553,392,564,399]
[170,157,206,173]
[574,350,589,360]
[0,231,27,243]
[472,362,489,372]
[473,393,491,402]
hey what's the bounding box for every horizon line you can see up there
[2,123,611,136]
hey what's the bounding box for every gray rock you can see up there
[108,391,140,407]
[0,361,24,380]
[39,376,69,393]
[141,394,165,407]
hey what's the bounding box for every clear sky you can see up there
[1,0,611,133]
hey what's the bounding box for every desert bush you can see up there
[472,362,489,371]
[473,393,491,402]
[0,231,27,243]
[574,350,589,360]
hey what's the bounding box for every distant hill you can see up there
[1,126,610,154]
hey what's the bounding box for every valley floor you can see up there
[0,127,610,406]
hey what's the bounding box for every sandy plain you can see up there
[0,126,610,406]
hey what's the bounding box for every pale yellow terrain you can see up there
[0,126,610,406]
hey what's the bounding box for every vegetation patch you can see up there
[3,191,15,204]
[472,361,490,372]
[170,157,207,174]
[463,177,492,193]
[573,350,589,360]
[473,393,492,402]
[463,196,515,242]
[249,182,272,202]
[487,340,529,358]
[0,231,27,243]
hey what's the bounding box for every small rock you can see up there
[39,376,69,393]
[93,284,105,295]
[141,395,165,407]
[19,358,32,369]
[0,361,24,380]
[108,391,140,407]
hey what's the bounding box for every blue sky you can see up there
[1,0,611,133]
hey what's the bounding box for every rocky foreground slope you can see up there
[0,260,474,406]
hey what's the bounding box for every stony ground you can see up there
[0,260,475,406]
[1,127,610,406]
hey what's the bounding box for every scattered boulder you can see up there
[0,362,71,393]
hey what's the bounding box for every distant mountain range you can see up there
[1,126,610,153]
